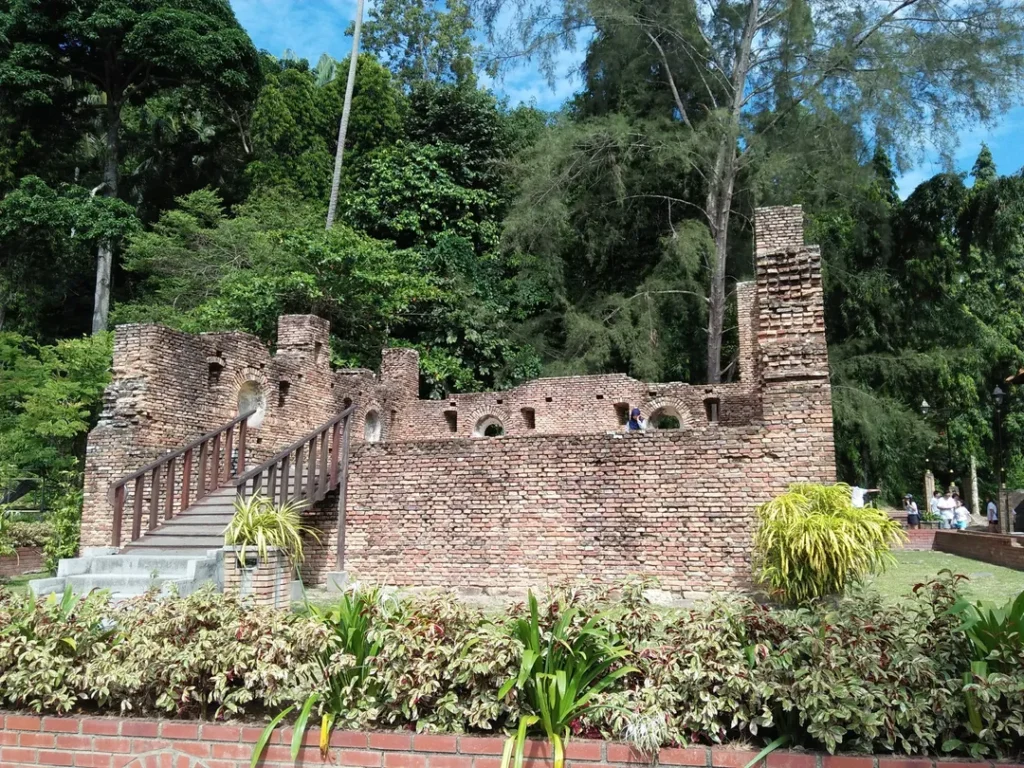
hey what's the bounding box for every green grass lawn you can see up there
[865,550,1024,604]
[0,571,49,596]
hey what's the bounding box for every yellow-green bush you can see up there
[753,483,906,604]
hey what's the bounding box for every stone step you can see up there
[69,554,200,576]
[127,536,224,550]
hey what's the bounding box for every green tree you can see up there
[0,177,139,338]
[250,53,403,202]
[479,0,1024,382]
[360,0,477,89]
[0,0,261,333]
[971,143,997,189]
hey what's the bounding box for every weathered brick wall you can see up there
[343,425,834,598]
[222,547,291,608]
[933,530,1024,570]
[338,205,835,597]
[0,547,44,578]
[3,713,1013,768]
[81,317,391,549]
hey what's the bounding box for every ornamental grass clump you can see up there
[754,483,905,604]
[224,492,319,564]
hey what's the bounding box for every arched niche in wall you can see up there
[643,396,692,430]
[237,381,267,429]
[473,415,504,437]
[364,410,382,443]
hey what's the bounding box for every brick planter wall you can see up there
[901,530,938,552]
[2,714,1022,768]
[222,547,291,608]
[0,547,44,578]
[933,530,1024,570]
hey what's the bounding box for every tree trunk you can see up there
[92,102,121,335]
[970,454,980,518]
[326,0,365,230]
[703,0,759,383]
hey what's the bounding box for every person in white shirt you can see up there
[954,497,971,530]
[851,485,880,509]
[937,491,957,529]
[930,491,942,518]
[987,498,999,532]
[904,494,920,528]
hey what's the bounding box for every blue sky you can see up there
[229,0,1024,199]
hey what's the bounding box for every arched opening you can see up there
[473,415,504,437]
[649,407,682,430]
[364,410,382,443]
[237,381,266,429]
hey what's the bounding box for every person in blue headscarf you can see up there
[626,407,647,432]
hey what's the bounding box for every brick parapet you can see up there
[0,547,44,578]
[933,530,1024,570]
[0,714,1019,768]
[342,424,834,598]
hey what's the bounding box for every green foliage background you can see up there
[1,0,1023,561]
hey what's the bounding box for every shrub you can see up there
[753,483,906,604]
[7,519,53,548]
[0,587,118,713]
[87,587,332,718]
[42,474,83,572]
[371,591,520,733]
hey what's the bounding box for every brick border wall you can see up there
[0,547,44,578]
[933,530,1024,570]
[1,714,1020,768]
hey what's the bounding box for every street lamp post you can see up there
[993,386,1007,533]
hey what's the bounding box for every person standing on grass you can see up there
[987,497,999,532]
[905,494,921,529]
[931,490,942,519]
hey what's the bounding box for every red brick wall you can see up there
[0,547,44,578]
[902,529,938,552]
[1,713,1017,768]
[343,423,834,600]
[933,530,1024,570]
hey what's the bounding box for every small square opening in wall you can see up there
[595,394,604,400]
[450,401,457,407]
[444,410,458,432]
[648,390,659,398]
[521,407,536,429]
[207,362,223,388]
[614,403,629,425]
[545,396,553,402]
[704,398,720,423]
[278,381,291,408]
[497,398,504,404]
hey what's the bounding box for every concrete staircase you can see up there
[30,551,220,600]
[29,488,237,600]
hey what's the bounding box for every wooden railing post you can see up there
[336,412,353,571]
[306,436,317,501]
[210,433,222,491]
[181,449,193,513]
[198,442,209,497]
[149,467,160,531]
[132,476,144,542]
[237,420,248,475]
[165,458,175,521]
[318,427,330,499]
[112,485,125,548]
[223,426,234,483]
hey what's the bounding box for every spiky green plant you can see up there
[498,592,636,768]
[224,492,318,564]
[250,586,386,766]
[753,483,906,605]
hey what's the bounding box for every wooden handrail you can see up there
[234,404,356,512]
[107,410,256,548]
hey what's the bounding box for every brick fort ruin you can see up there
[77,206,835,599]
